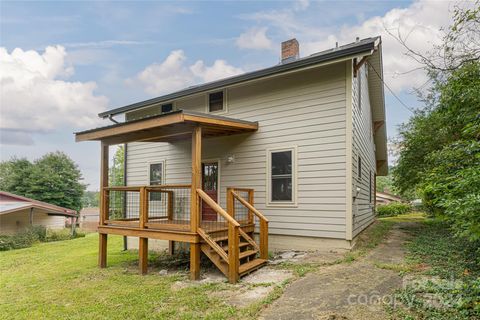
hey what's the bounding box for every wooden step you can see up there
[222,242,250,251]
[239,258,267,276]
[205,223,254,235]
[210,234,231,242]
[239,249,258,259]
[200,244,228,276]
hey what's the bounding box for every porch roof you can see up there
[75,110,258,145]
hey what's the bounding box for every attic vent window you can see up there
[208,91,225,113]
[161,103,173,113]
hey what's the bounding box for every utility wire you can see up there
[366,61,415,114]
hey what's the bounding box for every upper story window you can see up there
[208,90,225,113]
[358,155,362,180]
[267,147,297,206]
[161,103,173,113]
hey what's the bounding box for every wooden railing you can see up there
[228,188,269,260]
[101,185,191,229]
[197,188,240,283]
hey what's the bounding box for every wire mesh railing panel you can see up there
[146,186,191,227]
[107,190,140,221]
[233,189,250,225]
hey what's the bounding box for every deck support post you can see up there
[228,224,239,283]
[99,142,109,268]
[139,237,148,275]
[99,233,107,268]
[190,126,202,280]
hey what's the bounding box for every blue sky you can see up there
[0,0,455,190]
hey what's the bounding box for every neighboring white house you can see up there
[0,191,78,235]
[376,191,403,206]
[77,37,388,252]
[79,207,100,231]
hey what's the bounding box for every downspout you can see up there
[29,208,34,226]
[123,143,128,251]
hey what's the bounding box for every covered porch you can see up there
[75,110,269,283]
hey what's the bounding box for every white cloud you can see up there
[236,27,273,50]
[302,0,457,92]
[129,50,244,95]
[0,46,108,144]
[62,39,155,49]
[293,0,310,12]
[190,60,244,82]
[241,0,464,93]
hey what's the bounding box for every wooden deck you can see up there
[76,119,268,283]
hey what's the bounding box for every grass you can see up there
[0,215,418,319]
[341,218,396,263]
[0,234,240,320]
[390,217,480,319]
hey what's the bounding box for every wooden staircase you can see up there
[199,228,267,280]
[196,188,269,283]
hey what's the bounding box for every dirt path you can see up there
[260,223,415,320]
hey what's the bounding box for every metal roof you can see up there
[75,110,259,145]
[99,37,380,118]
[0,191,78,216]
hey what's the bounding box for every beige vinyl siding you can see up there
[351,63,376,238]
[126,63,348,240]
[0,209,65,235]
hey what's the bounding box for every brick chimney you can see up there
[281,38,299,63]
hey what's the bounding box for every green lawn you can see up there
[0,234,238,320]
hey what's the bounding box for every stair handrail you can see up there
[196,188,240,283]
[230,190,269,260]
[230,191,269,223]
[196,189,240,227]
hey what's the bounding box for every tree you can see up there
[109,145,125,187]
[376,174,394,193]
[82,191,99,208]
[0,157,33,196]
[393,4,480,241]
[0,152,86,211]
[388,3,480,73]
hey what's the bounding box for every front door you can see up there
[201,161,219,221]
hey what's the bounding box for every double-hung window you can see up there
[149,162,164,201]
[208,90,225,113]
[267,147,296,205]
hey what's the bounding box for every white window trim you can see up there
[205,88,228,114]
[146,160,166,186]
[266,146,298,207]
[202,158,221,204]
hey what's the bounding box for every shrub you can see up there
[46,229,73,242]
[0,236,15,251]
[376,202,411,217]
[0,226,45,251]
[30,225,47,241]
[0,226,82,251]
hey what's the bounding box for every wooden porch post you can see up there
[99,142,109,268]
[190,126,202,280]
[168,191,175,255]
[226,188,234,218]
[139,187,148,274]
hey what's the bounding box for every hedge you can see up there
[376,202,412,217]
